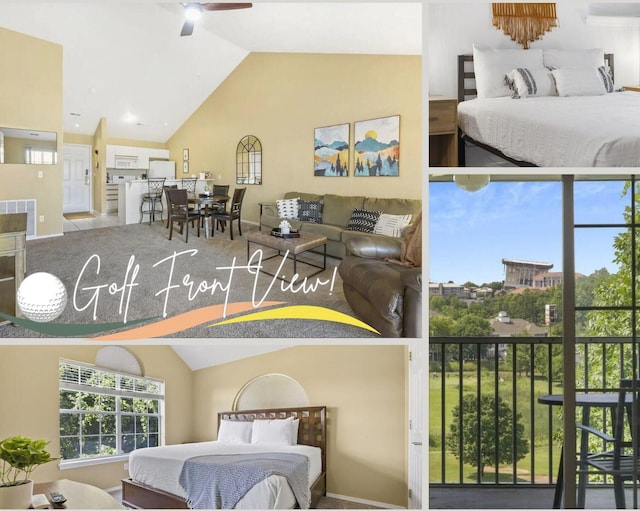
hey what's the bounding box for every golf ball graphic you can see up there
[17,272,67,322]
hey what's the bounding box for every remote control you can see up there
[49,491,67,504]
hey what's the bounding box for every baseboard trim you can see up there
[325,492,405,509]
[104,485,121,494]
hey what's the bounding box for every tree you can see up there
[446,394,529,477]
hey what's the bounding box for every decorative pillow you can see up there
[551,67,606,96]
[374,213,413,238]
[346,208,382,233]
[473,43,544,99]
[543,48,604,70]
[291,419,300,445]
[218,420,253,444]
[276,197,299,219]
[251,417,294,446]
[597,65,615,93]
[298,200,323,223]
[506,67,557,98]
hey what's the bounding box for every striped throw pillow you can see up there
[374,213,413,238]
[346,208,382,233]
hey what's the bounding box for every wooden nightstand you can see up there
[624,86,640,92]
[429,97,458,167]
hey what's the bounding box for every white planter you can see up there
[0,480,33,509]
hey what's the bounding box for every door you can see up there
[408,343,425,509]
[63,144,91,213]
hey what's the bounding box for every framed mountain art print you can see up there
[354,115,400,176]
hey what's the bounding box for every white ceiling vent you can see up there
[95,346,142,376]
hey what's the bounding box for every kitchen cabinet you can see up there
[106,184,119,213]
[0,213,27,325]
[106,145,170,170]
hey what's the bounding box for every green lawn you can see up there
[429,370,563,483]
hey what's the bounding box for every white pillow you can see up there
[251,417,294,446]
[291,419,300,444]
[506,67,557,98]
[374,213,413,238]
[473,43,544,99]
[276,198,299,219]
[218,420,253,444]
[551,68,606,96]
[543,48,604,70]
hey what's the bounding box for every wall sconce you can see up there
[454,175,490,192]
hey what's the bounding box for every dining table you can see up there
[538,392,632,508]
[189,194,229,239]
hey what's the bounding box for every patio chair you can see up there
[211,187,246,240]
[577,379,640,509]
[167,188,200,242]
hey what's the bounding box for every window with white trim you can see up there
[58,359,164,463]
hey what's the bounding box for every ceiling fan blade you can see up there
[201,3,252,11]
[180,20,195,36]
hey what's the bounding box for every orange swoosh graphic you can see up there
[89,301,284,341]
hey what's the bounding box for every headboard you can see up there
[217,405,327,471]
[457,53,615,102]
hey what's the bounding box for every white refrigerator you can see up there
[148,160,176,179]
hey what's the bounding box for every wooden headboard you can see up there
[458,53,615,102]
[217,405,327,471]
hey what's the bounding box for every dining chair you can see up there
[140,178,166,224]
[163,184,178,228]
[577,379,640,508]
[167,188,200,242]
[211,187,246,240]
[210,184,230,231]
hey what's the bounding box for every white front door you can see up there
[408,343,425,509]
[63,143,91,213]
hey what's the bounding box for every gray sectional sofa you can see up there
[259,191,422,258]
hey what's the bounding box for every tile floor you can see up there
[62,212,122,233]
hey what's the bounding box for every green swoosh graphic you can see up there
[0,313,158,337]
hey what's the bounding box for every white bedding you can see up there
[457,92,640,167]
[128,441,322,509]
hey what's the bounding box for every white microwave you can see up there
[115,156,139,169]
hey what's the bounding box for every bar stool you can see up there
[140,178,166,224]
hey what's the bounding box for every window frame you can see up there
[58,358,164,469]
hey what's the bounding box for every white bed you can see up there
[458,92,640,167]
[128,441,322,509]
[455,47,632,167]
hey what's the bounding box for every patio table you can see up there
[538,393,632,508]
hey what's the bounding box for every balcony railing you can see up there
[429,335,635,487]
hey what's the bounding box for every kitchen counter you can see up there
[118,179,208,225]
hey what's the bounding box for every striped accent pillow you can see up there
[506,67,557,98]
[346,208,382,233]
[374,213,413,238]
[598,66,614,93]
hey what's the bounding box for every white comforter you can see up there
[128,441,322,509]
[457,92,640,167]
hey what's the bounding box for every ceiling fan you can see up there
[180,3,252,37]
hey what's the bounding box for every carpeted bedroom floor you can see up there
[0,221,378,339]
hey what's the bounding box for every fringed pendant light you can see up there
[492,3,558,49]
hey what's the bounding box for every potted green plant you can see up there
[0,436,57,509]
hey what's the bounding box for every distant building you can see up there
[429,282,469,299]
[502,258,554,288]
[533,271,564,288]
[490,311,548,337]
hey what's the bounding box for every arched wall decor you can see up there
[236,135,262,185]
[232,374,309,411]
[492,3,558,49]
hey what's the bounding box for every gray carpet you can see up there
[0,222,377,339]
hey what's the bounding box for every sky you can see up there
[428,178,631,286]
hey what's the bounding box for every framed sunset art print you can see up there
[354,115,400,176]
[314,123,349,177]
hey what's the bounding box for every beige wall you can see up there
[0,345,193,490]
[167,52,422,225]
[0,27,63,236]
[192,345,408,507]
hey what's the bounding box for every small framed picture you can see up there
[183,161,189,174]
[183,148,189,161]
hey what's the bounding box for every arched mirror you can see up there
[232,373,308,411]
[236,135,262,185]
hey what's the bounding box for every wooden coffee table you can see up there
[33,479,124,509]
[246,230,327,282]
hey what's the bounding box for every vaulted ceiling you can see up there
[1,2,422,143]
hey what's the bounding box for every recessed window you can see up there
[58,359,164,465]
